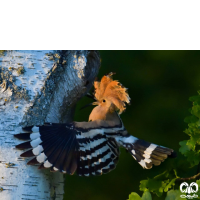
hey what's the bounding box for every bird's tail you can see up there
[121,136,176,169]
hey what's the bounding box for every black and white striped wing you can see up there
[15,124,120,176]
[15,123,79,174]
[76,131,120,176]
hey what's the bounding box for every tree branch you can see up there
[176,173,200,182]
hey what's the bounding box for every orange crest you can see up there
[94,72,130,114]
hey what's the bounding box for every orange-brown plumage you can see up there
[93,72,130,114]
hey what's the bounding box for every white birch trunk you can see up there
[0,50,100,200]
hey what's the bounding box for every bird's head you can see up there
[89,72,131,121]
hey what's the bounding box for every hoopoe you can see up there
[14,72,175,176]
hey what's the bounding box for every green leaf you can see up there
[179,140,190,155]
[128,192,142,200]
[191,104,200,118]
[189,95,200,104]
[184,115,198,123]
[141,190,152,200]
[187,137,196,150]
[179,139,200,166]
[140,179,165,197]
[195,179,200,197]
[186,150,200,166]
[164,178,177,192]
[140,180,148,191]
[196,179,200,186]
[165,190,186,200]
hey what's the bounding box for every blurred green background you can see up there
[64,51,200,200]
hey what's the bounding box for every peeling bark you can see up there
[0,50,100,200]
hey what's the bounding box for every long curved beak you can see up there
[80,101,98,110]
[86,93,96,100]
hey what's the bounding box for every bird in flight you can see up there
[15,72,175,176]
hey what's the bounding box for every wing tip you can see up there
[14,133,31,140]
[20,150,34,157]
[168,150,177,158]
[27,157,39,165]
[16,142,32,150]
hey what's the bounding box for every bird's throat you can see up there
[89,106,121,126]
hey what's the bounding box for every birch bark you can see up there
[0,50,100,200]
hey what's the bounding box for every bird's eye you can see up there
[103,99,106,103]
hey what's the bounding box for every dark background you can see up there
[64,51,200,200]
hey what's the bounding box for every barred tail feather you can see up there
[123,137,175,169]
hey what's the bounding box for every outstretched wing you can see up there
[15,123,120,176]
[15,123,79,174]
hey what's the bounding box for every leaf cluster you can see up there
[139,170,178,197]
[179,93,200,167]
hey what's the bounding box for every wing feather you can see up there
[15,123,122,176]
